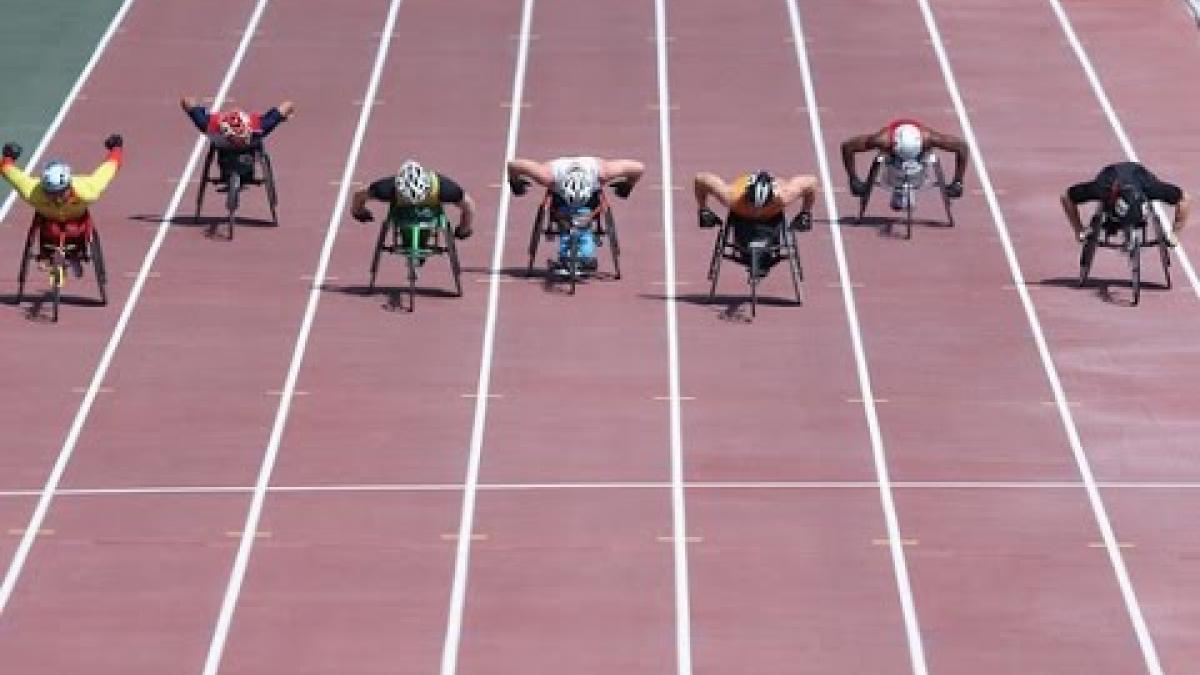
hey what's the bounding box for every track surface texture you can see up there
[0,0,1197,673]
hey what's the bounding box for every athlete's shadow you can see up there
[1037,275,1168,306]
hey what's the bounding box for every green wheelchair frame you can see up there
[367,205,462,312]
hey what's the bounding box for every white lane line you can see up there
[438,1,535,673]
[4,480,1200,499]
[0,0,137,224]
[914,1,1162,672]
[1048,0,1200,299]
[197,2,406,673]
[784,2,929,673]
[654,2,693,674]
[0,0,273,617]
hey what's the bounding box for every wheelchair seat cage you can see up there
[367,205,463,313]
[16,219,108,322]
[525,189,622,295]
[705,210,804,318]
[194,142,279,239]
[1078,208,1172,306]
[856,151,955,239]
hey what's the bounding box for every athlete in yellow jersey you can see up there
[1,134,123,273]
[694,169,817,275]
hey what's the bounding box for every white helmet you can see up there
[395,160,432,203]
[891,123,923,161]
[41,160,72,194]
[560,168,596,208]
[747,170,775,209]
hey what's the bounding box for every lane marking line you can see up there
[6,480,1200,499]
[198,3,406,675]
[440,533,488,542]
[655,2,695,673]
[657,535,703,543]
[873,538,919,547]
[440,2,535,673]
[0,0,270,618]
[6,529,54,537]
[785,2,929,672]
[916,1,1162,671]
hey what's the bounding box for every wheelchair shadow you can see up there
[641,291,799,323]
[129,214,278,229]
[467,265,621,294]
[837,215,951,238]
[0,293,105,322]
[1037,276,1168,307]
[320,282,461,311]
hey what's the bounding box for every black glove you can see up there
[352,207,374,223]
[453,224,472,240]
[104,134,123,150]
[611,179,633,199]
[848,176,867,198]
[789,211,813,232]
[698,207,722,229]
[945,180,963,199]
[2,142,21,161]
[508,176,529,196]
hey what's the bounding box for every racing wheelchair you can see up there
[704,209,805,318]
[367,203,463,312]
[856,151,955,239]
[16,216,108,322]
[194,142,278,239]
[1078,207,1172,306]
[525,187,622,295]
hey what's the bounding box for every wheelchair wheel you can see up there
[604,208,621,280]
[1159,237,1172,290]
[195,145,216,222]
[748,249,760,318]
[262,151,279,226]
[857,156,883,222]
[404,250,418,313]
[16,224,36,303]
[368,220,389,291]
[49,255,64,323]
[1129,227,1143,306]
[1078,234,1098,287]
[527,203,546,276]
[903,185,914,240]
[446,231,463,298]
[566,233,580,295]
[222,171,241,240]
[784,227,804,305]
[91,229,108,306]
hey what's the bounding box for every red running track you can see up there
[0,0,1198,673]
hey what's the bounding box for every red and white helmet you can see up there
[891,123,923,161]
[218,110,253,146]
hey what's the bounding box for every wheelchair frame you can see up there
[1078,208,1172,306]
[16,220,108,322]
[194,142,278,240]
[705,210,804,318]
[857,151,955,239]
[367,208,463,313]
[525,188,622,295]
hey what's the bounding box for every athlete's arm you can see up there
[350,177,394,221]
[70,143,123,203]
[775,174,818,213]
[180,96,210,133]
[599,159,644,198]
[927,129,969,185]
[841,130,886,194]
[694,172,733,210]
[258,101,296,138]
[506,158,553,195]
[1061,180,1101,240]
[437,175,475,238]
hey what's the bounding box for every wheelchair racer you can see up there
[507,156,644,272]
[180,95,295,189]
[0,134,123,277]
[351,160,476,252]
[841,119,968,210]
[694,170,816,277]
[1061,161,1190,246]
